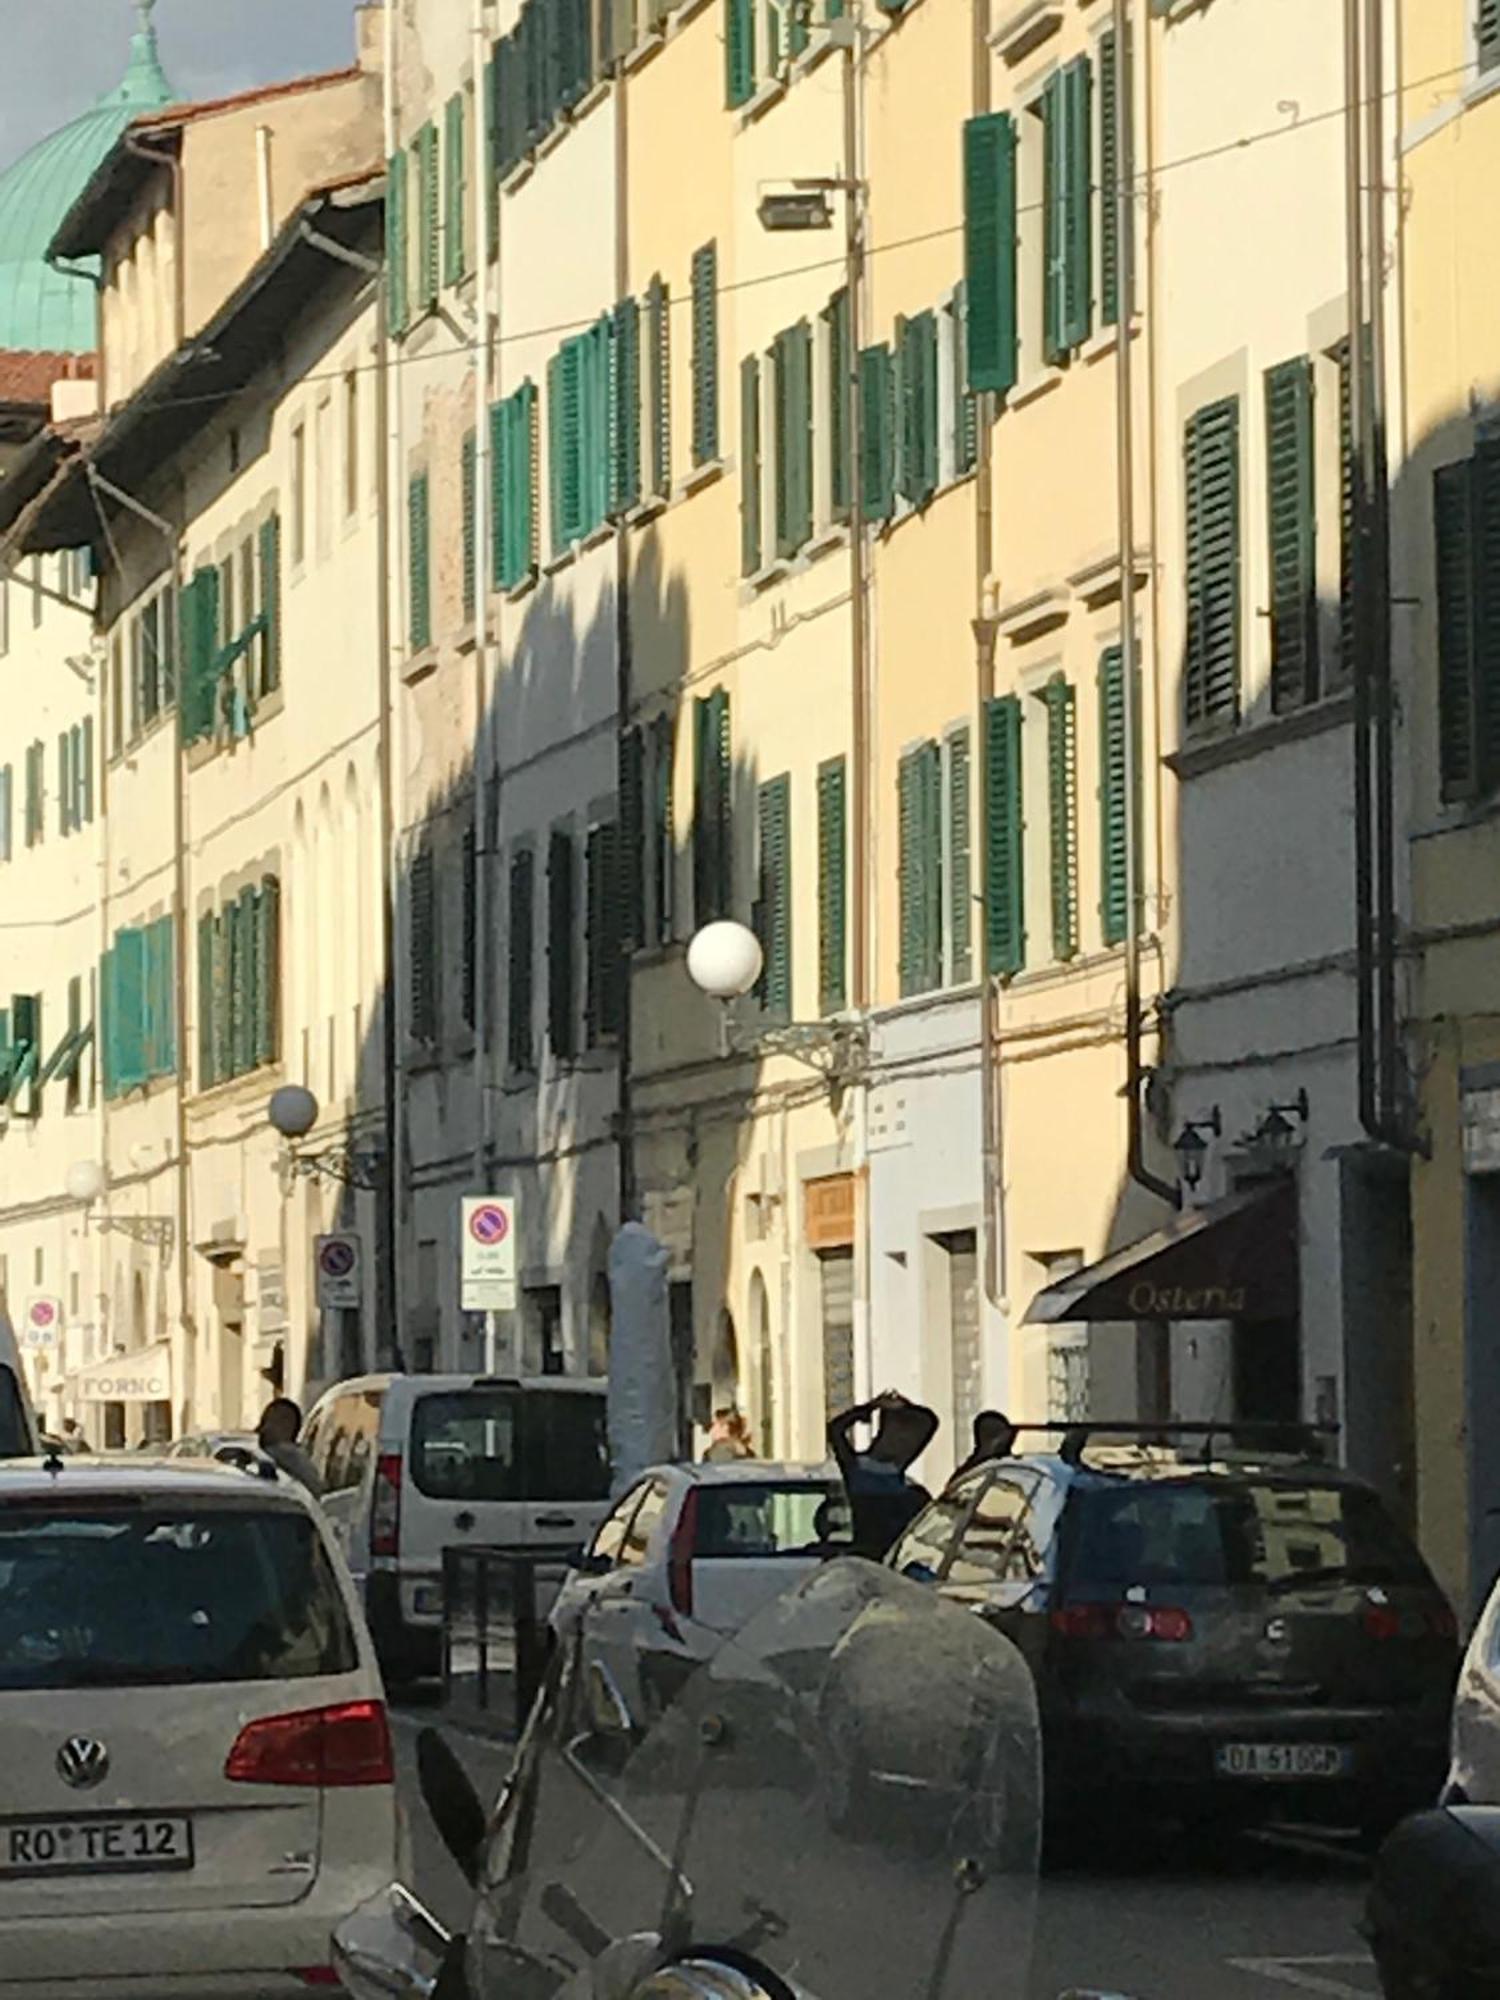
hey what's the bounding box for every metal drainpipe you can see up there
[614,47,637,1225]
[1344,0,1379,1143]
[1116,0,1177,1211]
[85,465,194,1418]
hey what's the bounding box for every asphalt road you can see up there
[393,1704,1381,2000]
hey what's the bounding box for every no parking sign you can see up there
[461,1197,516,1312]
[315,1233,362,1310]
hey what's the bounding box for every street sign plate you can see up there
[23,1297,61,1350]
[314,1233,362,1311]
[462,1197,517,1312]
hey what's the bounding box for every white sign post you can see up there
[461,1197,517,1374]
[315,1233,363,1311]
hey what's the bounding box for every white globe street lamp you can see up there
[268,1084,320,1141]
[67,1157,174,1256]
[686,920,764,1002]
[65,1158,107,1206]
[268,1085,385,1191]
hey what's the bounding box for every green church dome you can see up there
[0,1,174,355]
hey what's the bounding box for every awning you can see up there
[1024,1181,1298,1326]
[72,1343,173,1405]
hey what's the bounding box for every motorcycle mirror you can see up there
[416,1727,488,1887]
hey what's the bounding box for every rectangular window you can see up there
[291,423,307,568]
[57,731,72,838]
[344,369,360,516]
[740,355,762,576]
[443,91,468,288]
[755,775,792,1021]
[1098,644,1139,948]
[620,729,645,948]
[647,274,672,499]
[507,848,536,1071]
[1042,57,1092,363]
[1265,356,1318,714]
[963,112,1018,396]
[773,320,813,557]
[179,565,222,744]
[409,846,439,1045]
[983,694,1025,977]
[650,713,675,944]
[1183,395,1242,731]
[548,323,611,551]
[408,471,432,651]
[691,242,719,467]
[897,741,942,998]
[586,821,625,1046]
[547,826,577,1061]
[817,755,847,1016]
[693,687,732,925]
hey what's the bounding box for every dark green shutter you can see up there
[1338,339,1356,676]
[549,340,584,548]
[547,827,577,1060]
[508,849,536,1069]
[241,886,261,1077]
[497,34,523,175]
[259,512,281,692]
[1472,443,1500,789]
[489,398,507,588]
[179,566,222,743]
[826,287,852,523]
[788,0,810,56]
[497,381,537,588]
[1099,29,1121,327]
[764,0,782,71]
[898,744,941,996]
[1042,73,1066,361]
[418,121,440,308]
[196,914,214,1088]
[1063,56,1093,351]
[582,316,612,533]
[1481,0,1500,72]
[444,92,467,287]
[755,775,792,1020]
[898,311,938,507]
[648,275,671,498]
[1041,678,1078,961]
[1183,396,1241,729]
[462,822,478,1029]
[1097,648,1128,946]
[387,150,409,335]
[772,324,813,557]
[953,282,978,475]
[485,45,502,253]
[948,729,973,984]
[693,688,731,924]
[116,927,146,1092]
[651,713,675,943]
[408,472,432,650]
[462,430,478,619]
[80,717,94,824]
[983,695,1025,977]
[817,756,847,1015]
[1434,460,1477,801]
[10,992,41,1119]
[57,731,69,837]
[691,242,719,465]
[586,822,625,1045]
[741,354,762,576]
[621,727,645,946]
[210,910,230,1087]
[964,113,1017,395]
[257,877,280,1067]
[859,344,894,518]
[610,296,641,516]
[1265,356,1318,714]
[409,848,437,1043]
[726,0,755,105]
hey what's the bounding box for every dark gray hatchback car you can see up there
[890,1424,1458,1837]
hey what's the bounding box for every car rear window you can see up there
[0,1368,30,1456]
[522,1392,609,1502]
[411,1389,610,1503]
[692,1482,843,1558]
[0,1506,357,1690]
[1066,1481,1432,1593]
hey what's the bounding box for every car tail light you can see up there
[1051,1602,1193,1642]
[668,1489,700,1619]
[226,1699,394,1788]
[1364,1604,1404,1641]
[371,1452,402,1558]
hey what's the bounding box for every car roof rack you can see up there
[1011,1420,1339,1469]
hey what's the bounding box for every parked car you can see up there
[889,1423,1458,1838]
[164,1430,260,1467]
[302,1372,610,1687]
[550,1460,847,1731]
[0,1452,399,1993]
[1443,1560,1500,1807]
[0,1314,38,1458]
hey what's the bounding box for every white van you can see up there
[302,1373,610,1685]
[0,1315,39,1457]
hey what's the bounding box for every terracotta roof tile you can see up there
[0,349,96,408]
[132,66,363,135]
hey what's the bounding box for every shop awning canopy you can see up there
[1024,1181,1298,1326]
[73,1342,172,1405]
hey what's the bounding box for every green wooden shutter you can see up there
[1041,678,1078,961]
[610,295,642,516]
[1183,395,1242,729]
[586,822,625,1046]
[196,914,214,1088]
[80,718,94,825]
[10,992,41,1118]
[461,823,478,1030]
[621,727,645,946]
[497,34,523,175]
[462,429,478,619]
[788,319,813,552]
[497,381,537,588]
[444,92,468,287]
[693,689,732,924]
[547,827,577,1060]
[859,344,894,518]
[489,398,507,588]
[817,756,847,1015]
[239,885,261,1077]
[952,282,978,476]
[1338,338,1356,676]
[485,45,502,253]
[648,275,671,498]
[1096,648,1127,946]
[1481,0,1500,73]
[948,729,973,984]
[983,695,1025,977]
[57,731,70,837]
[387,150,409,335]
[115,927,146,1092]
[1434,461,1477,801]
[755,775,793,1020]
[409,848,437,1044]
[1471,442,1500,790]
[1063,55,1093,351]
[582,316,612,534]
[418,121,441,308]
[408,472,432,650]
[726,0,755,105]
[691,242,719,465]
[549,339,584,548]
[964,113,1018,396]
[651,713,675,943]
[152,914,178,1076]
[1042,73,1066,362]
[741,354,762,576]
[508,849,536,1069]
[257,876,280,1067]
[210,910,230,1087]
[898,312,938,507]
[898,745,941,997]
[773,330,793,557]
[826,287,851,523]
[259,512,282,692]
[788,0,811,56]
[1099,29,1121,327]
[1265,356,1318,714]
[179,566,222,743]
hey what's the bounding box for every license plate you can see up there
[0,1814,194,1879]
[1215,1742,1351,1780]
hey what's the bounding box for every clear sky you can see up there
[0,0,360,174]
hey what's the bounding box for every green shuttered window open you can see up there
[826,288,852,523]
[1482,0,1500,74]
[409,847,438,1044]
[983,694,1024,977]
[1264,357,1318,714]
[610,296,642,518]
[416,121,440,310]
[897,310,939,509]
[586,821,625,1046]
[1183,395,1241,730]
[1099,29,1122,327]
[963,113,1017,396]
[462,430,478,619]
[648,275,672,499]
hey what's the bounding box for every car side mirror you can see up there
[578,1549,613,1577]
[415,1727,488,1887]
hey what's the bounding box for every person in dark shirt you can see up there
[948,1410,1019,1487]
[827,1390,939,1561]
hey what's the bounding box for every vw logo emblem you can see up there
[56,1736,109,1790]
[1264,1617,1290,1646]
